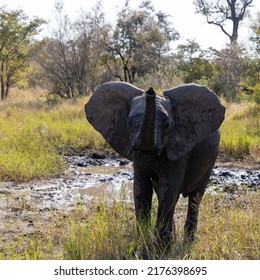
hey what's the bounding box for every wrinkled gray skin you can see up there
[85,82,225,251]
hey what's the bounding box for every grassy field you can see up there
[0,88,259,182]
[0,189,259,260]
[0,89,106,181]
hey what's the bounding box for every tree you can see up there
[0,6,45,100]
[105,0,179,83]
[175,39,219,91]
[216,43,245,100]
[36,2,109,98]
[194,0,253,43]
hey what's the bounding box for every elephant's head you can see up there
[85,82,225,161]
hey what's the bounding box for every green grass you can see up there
[187,191,260,259]
[220,101,260,162]
[0,88,259,181]
[1,190,259,260]
[0,89,106,181]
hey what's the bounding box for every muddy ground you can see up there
[0,154,259,252]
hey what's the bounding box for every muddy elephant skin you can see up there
[85,81,225,250]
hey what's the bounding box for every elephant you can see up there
[85,81,225,252]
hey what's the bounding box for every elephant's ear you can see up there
[85,81,144,160]
[163,84,225,161]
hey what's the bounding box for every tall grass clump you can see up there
[220,101,260,161]
[62,201,137,260]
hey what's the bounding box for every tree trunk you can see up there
[1,78,5,101]
[1,62,5,100]
[230,16,239,44]
[123,65,128,82]
[5,85,9,99]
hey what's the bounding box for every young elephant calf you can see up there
[85,82,225,251]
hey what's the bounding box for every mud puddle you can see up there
[0,156,259,212]
[0,156,134,213]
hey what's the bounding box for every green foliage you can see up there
[176,40,211,82]
[175,40,223,94]
[106,0,179,83]
[0,6,45,100]
[244,57,260,87]
[217,43,246,101]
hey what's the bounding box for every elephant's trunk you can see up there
[136,87,156,151]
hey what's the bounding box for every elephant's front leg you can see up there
[156,184,179,249]
[133,174,153,225]
[155,159,187,249]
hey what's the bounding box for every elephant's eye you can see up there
[128,115,141,130]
